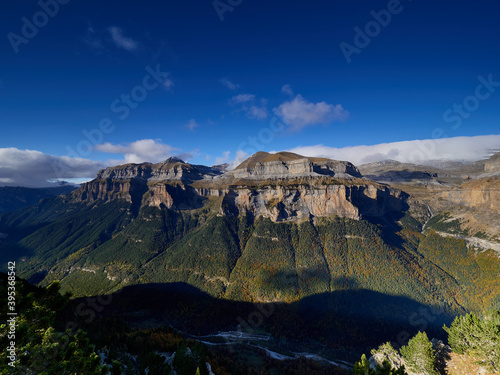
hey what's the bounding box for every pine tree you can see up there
[478,310,500,372]
[400,331,438,375]
[353,353,407,375]
[353,354,372,375]
[444,310,500,372]
[443,312,481,354]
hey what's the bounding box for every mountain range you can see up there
[1,150,499,362]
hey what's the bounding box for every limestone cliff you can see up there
[70,152,409,221]
[359,160,440,182]
[95,157,222,182]
[221,179,407,221]
[227,151,362,180]
[440,177,500,214]
[485,152,500,173]
[72,178,145,205]
[71,158,222,208]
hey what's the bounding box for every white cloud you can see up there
[230,94,268,120]
[214,150,231,165]
[274,94,349,131]
[0,148,105,187]
[245,105,268,120]
[230,93,255,104]
[229,150,250,170]
[286,135,500,166]
[96,139,179,164]
[213,150,248,170]
[108,27,138,51]
[185,119,198,131]
[219,77,239,90]
[281,84,294,96]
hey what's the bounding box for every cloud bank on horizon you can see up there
[287,134,500,166]
[0,148,105,188]
[0,135,499,187]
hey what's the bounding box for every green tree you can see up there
[0,279,108,375]
[400,331,438,375]
[353,354,407,375]
[444,310,500,372]
[353,354,372,375]
[443,312,481,355]
[477,310,500,372]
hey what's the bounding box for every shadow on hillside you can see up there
[71,279,454,360]
[364,171,437,182]
[0,233,41,277]
[352,187,409,221]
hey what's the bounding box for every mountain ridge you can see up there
[67,152,409,223]
[1,150,500,366]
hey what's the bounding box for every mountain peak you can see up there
[229,151,361,180]
[163,156,185,164]
[234,151,330,170]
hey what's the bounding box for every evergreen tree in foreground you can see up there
[444,310,500,372]
[353,353,407,375]
[0,280,108,375]
[400,331,438,375]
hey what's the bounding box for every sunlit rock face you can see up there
[226,151,362,180]
[69,152,409,221]
[220,182,407,222]
[485,152,500,173]
[440,177,500,214]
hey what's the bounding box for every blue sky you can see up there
[1,0,500,186]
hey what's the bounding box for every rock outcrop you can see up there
[72,178,146,205]
[72,158,222,207]
[369,339,452,375]
[440,177,500,214]
[96,157,222,182]
[359,160,440,182]
[70,152,409,221]
[227,151,362,180]
[221,180,408,221]
[485,152,500,173]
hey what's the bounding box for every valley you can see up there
[1,151,500,373]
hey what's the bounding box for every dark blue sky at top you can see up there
[1,0,499,166]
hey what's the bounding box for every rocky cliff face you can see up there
[485,152,500,173]
[96,157,222,182]
[221,180,407,221]
[359,160,441,182]
[227,151,362,180]
[73,178,145,205]
[70,152,408,221]
[72,158,222,207]
[440,177,500,214]
[73,179,209,210]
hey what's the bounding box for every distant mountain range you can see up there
[0,185,77,213]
